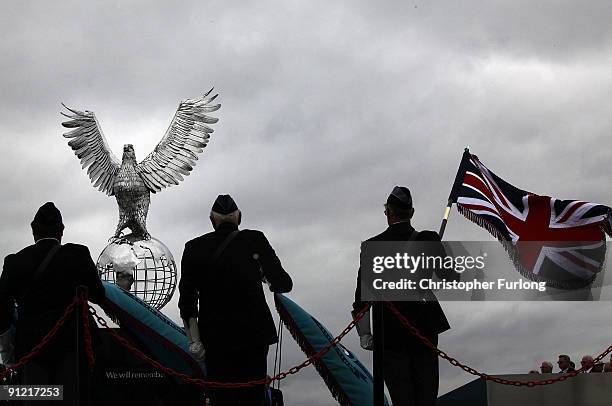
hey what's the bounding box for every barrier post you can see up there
[76,285,89,406]
[373,301,385,405]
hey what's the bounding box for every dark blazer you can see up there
[0,239,105,360]
[178,222,292,351]
[353,222,456,352]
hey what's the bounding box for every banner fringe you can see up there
[456,204,599,290]
[274,298,352,406]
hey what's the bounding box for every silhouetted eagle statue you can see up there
[61,89,221,239]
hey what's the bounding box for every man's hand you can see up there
[184,318,205,360]
[360,334,374,351]
[352,308,373,351]
[189,341,206,361]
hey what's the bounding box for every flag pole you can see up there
[438,199,453,238]
[439,147,471,240]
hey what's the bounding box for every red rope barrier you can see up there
[87,302,371,389]
[385,301,612,387]
[0,297,79,381]
[12,291,606,390]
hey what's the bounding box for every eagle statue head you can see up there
[122,144,136,164]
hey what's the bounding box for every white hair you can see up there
[210,209,241,225]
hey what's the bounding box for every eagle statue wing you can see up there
[61,104,121,195]
[135,89,221,193]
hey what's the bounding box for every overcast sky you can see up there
[1,1,612,404]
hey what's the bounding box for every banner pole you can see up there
[438,199,453,239]
[439,147,471,240]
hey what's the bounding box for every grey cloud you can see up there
[1,1,611,404]
[357,1,612,61]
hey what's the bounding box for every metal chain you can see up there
[88,302,371,388]
[0,297,79,381]
[385,301,612,386]
[5,294,607,390]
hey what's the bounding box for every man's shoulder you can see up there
[236,229,270,248]
[61,242,90,252]
[365,231,386,242]
[52,243,92,262]
[185,229,266,247]
[415,230,442,242]
[185,232,216,246]
[365,228,441,242]
[4,243,37,266]
[238,229,265,239]
[3,242,91,270]
[365,226,397,242]
[2,252,18,269]
[11,243,37,257]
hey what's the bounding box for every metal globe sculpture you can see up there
[97,235,177,310]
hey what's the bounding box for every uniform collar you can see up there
[35,237,61,245]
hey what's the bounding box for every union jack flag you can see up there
[449,149,612,289]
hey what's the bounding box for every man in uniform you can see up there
[178,195,292,405]
[353,186,457,406]
[0,202,105,405]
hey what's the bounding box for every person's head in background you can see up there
[557,354,572,371]
[210,195,241,230]
[540,361,553,374]
[385,186,414,226]
[581,355,595,370]
[31,202,64,243]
